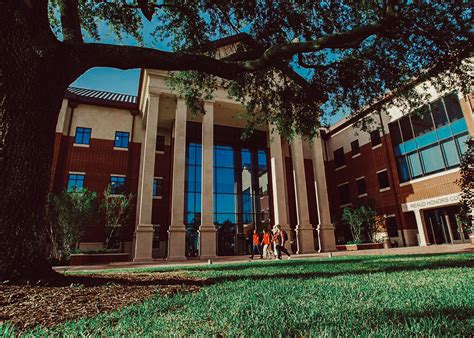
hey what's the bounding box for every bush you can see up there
[102,185,134,249]
[48,189,100,258]
[342,204,382,243]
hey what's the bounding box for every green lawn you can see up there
[14,253,474,335]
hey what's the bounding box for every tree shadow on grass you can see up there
[208,257,474,284]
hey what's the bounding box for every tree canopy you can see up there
[48,0,471,138]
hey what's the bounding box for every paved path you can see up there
[57,243,473,273]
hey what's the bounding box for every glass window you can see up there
[431,99,448,128]
[215,146,234,168]
[257,150,267,169]
[399,116,414,142]
[436,124,452,141]
[456,134,470,156]
[411,106,434,136]
[386,217,398,237]
[356,177,366,196]
[396,156,410,183]
[187,143,202,166]
[444,93,464,122]
[338,183,350,205]
[377,170,390,190]
[415,130,438,149]
[333,147,345,168]
[214,194,237,214]
[74,127,91,145]
[450,119,468,136]
[110,176,125,194]
[370,130,382,147]
[408,152,423,178]
[153,178,163,197]
[440,140,460,168]
[351,140,360,155]
[156,135,165,152]
[67,173,85,192]
[114,131,129,148]
[389,122,402,146]
[214,213,237,225]
[241,149,252,168]
[214,167,235,193]
[419,145,445,174]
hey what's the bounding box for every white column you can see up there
[290,136,315,254]
[311,135,336,252]
[200,101,216,259]
[133,94,159,262]
[168,98,187,260]
[413,209,429,246]
[269,127,291,236]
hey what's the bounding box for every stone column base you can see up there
[199,226,217,259]
[317,225,336,252]
[168,226,186,260]
[133,224,154,262]
[296,226,316,254]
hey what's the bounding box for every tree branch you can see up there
[59,0,83,43]
[75,43,243,80]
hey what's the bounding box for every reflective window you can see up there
[67,173,85,192]
[114,131,129,148]
[444,93,464,122]
[110,176,125,194]
[441,140,460,167]
[153,178,163,197]
[74,127,91,145]
[356,177,366,196]
[389,93,467,182]
[456,134,470,155]
[370,130,382,147]
[338,184,350,205]
[377,170,390,190]
[420,145,444,174]
[333,147,345,168]
[351,140,360,155]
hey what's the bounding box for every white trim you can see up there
[337,181,349,187]
[356,176,366,181]
[339,203,352,208]
[110,174,126,177]
[335,164,346,171]
[69,171,85,175]
[372,143,382,150]
[385,214,396,218]
[154,176,164,179]
[358,193,368,198]
[399,167,460,187]
[73,143,90,148]
[153,196,163,200]
[113,147,128,151]
[352,153,361,158]
[379,187,391,193]
[376,168,388,174]
[155,150,165,154]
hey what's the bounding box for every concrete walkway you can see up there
[57,243,473,273]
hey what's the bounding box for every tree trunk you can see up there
[0,2,68,280]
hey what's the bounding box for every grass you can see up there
[8,253,474,336]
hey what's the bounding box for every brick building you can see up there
[50,69,473,260]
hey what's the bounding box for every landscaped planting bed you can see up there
[1,253,473,336]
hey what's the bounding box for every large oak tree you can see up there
[0,0,471,280]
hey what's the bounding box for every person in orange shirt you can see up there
[250,229,263,259]
[262,229,273,259]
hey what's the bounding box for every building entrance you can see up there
[423,206,469,244]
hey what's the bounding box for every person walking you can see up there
[262,229,272,259]
[250,229,263,259]
[275,225,291,260]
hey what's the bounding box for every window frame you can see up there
[74,127,92,146]
[376,169,390,192]
[156,135,165,153]
[350,140,361,157]
[153,177,164,199]
[67,172,85,192]
[114,131,130,149]
[110,175,126,195]
[337,182,351,207]
[333,147,346,169]
[370,130,382,148]
[355,176,367,197]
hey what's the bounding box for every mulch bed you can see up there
[0,271,208,332]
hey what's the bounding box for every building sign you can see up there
[402,193,461,212]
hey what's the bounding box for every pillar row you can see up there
[200,101,217,259]
[269,127,291,237]
[168,98,187,260]
[290,136,315,254]
[311,135,336,252]
[133,94,159,262]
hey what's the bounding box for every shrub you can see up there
[102,185,134,249]
[342,204,381,243]
[456,137,473,235]
[48,189,100,257]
